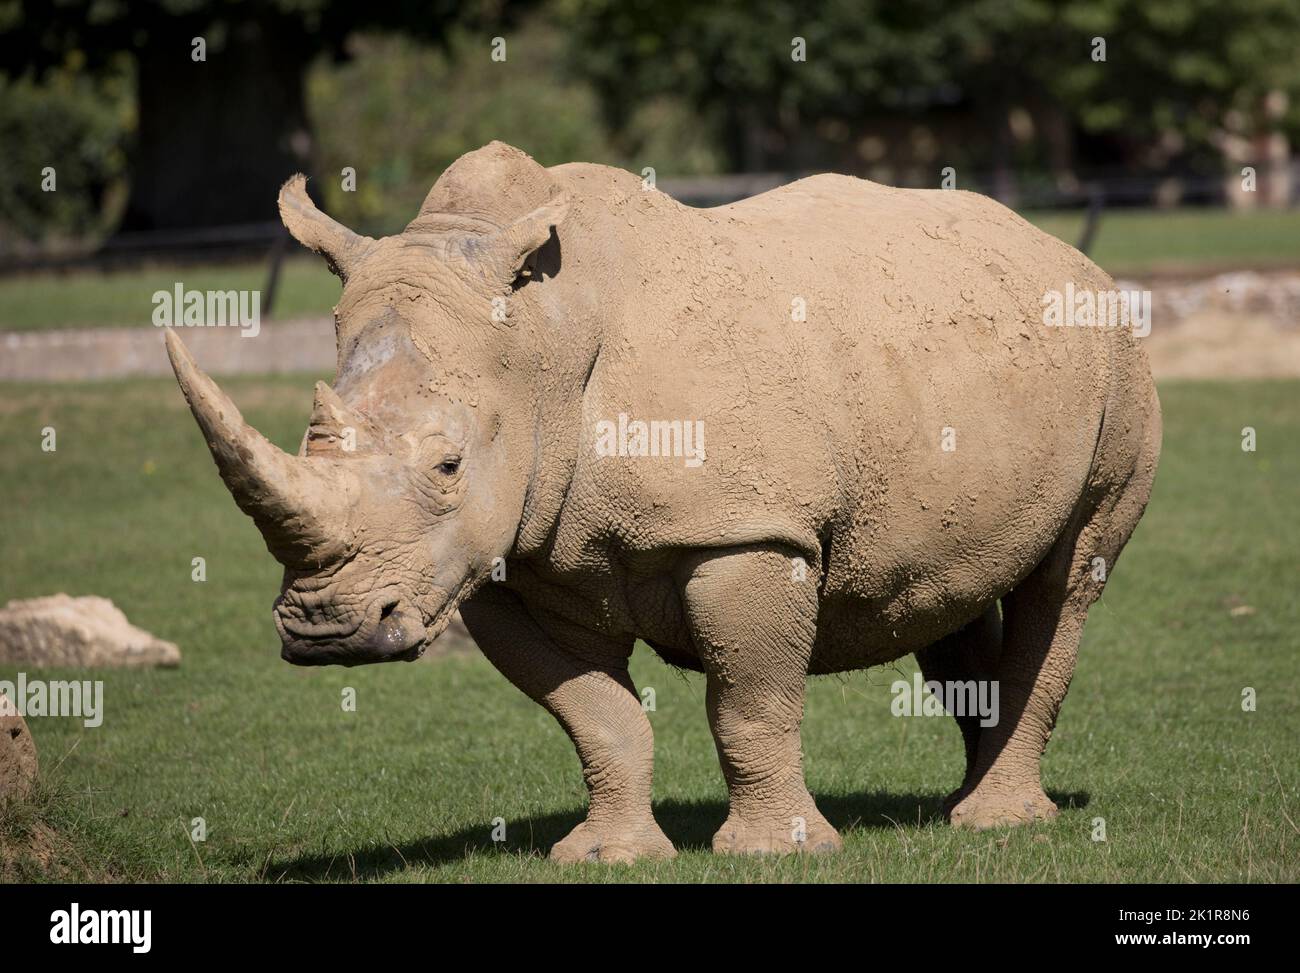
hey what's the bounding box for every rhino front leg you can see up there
[459,586,675,864]
[680,544,842,855]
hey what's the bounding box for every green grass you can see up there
[1024,207,1300,276]
[3,207,1298,331]
[0,258,338,332]
[0,377,1296,882]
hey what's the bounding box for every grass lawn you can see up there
[2,207,1298,332]
[0,376,1296,883]
[0,258,338,332]
[1024,207,1300,276]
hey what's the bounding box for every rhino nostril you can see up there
[371,600,426,657]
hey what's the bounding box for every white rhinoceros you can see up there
[166,141,1160,862]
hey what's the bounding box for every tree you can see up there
[559,0,966,172]
[559,0,1300,201]
[0,0,515,232]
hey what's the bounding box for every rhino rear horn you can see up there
[297,380,367,457]
[164,329,355,568]
[278,174,374,282]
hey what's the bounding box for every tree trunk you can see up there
[118,16,313,233]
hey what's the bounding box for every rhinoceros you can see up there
[166,141,1160,862]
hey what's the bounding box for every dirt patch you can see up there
[0,767,108,881]
[0,805,113,882]
[1123,270,1300,379]
[1,818,71,881]
[0,316,334,383]
[1146,310,1300,379]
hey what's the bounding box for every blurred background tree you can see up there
[0,0,516,238]
[560,0,1300,204]
[0,53,133,246]
[1,0,1298,253]
[306,20,720,234]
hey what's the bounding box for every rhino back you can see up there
[540,165,1148,639]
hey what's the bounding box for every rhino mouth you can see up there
[276,596,427,667]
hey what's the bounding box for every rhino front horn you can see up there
[164,329,354,568]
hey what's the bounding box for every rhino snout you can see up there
[275,593,427,667]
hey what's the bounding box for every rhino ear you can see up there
[484,193,569,288]
[278,174,374,282]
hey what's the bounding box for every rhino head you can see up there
[167,151,569,666]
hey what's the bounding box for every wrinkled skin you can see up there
[170,141,1161,862]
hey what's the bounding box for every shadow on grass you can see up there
[268,788,1088,881]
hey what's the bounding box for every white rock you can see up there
[0,594,180,668]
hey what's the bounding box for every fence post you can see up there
[262,229,289,320]
[1075,184,1105,256]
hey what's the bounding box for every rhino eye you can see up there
[437,458,461,476]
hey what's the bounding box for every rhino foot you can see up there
[549,817,677,864]
[948,786,1059,830]
[941,782,975,818]
[712,809,843,856]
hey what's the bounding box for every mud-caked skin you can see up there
[168,141,1161,861]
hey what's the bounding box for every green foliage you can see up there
[0,0,532,238]
[1049,0,1300,157]
[0,377,1295,881]
[0,0,512,74]
[307,22,720,234]
[559,0,971,167]
[3,0,1299,245]
[0,57,133,249]
[560,0,1300,172]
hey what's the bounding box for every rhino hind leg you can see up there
[914,603,1004,815]
[948,407,1160,831]
[681,544,842,856]
[459,586,676,864]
